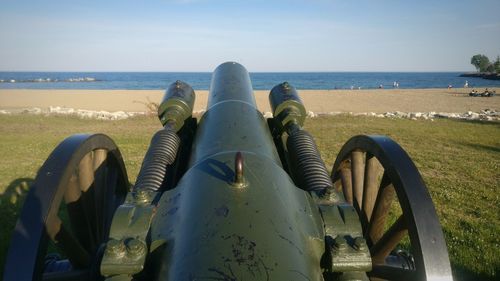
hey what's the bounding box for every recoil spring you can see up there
[287,130,333,192]
[133,128,180,192]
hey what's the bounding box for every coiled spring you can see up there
[134,128,180,192]
[287,130,333,192]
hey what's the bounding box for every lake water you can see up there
[1,72,499,90]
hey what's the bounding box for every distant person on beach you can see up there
[448,84,453,89]
[379,84,384,89]
[464,80,469,88]
[396,82,399,88]
[478,88,496,97]
[393,81,397,87]
[469,89,478,96]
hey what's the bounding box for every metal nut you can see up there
[106,239,126,257]
[134,190,149,204]
[334,236,348,250]
[354,237,367,251]
[126,239,146,257]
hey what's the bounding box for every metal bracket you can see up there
[319,204,372,272]
[100,190,157,277]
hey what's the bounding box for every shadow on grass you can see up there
[456,142,500,153]
[452,262,499,281]
[0,177,34,277]
[451,118,500,126]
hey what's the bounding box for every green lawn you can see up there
[0,114,498,280]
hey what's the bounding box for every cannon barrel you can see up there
[149,62,325,280]
[188,62,281,166]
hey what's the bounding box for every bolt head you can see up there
[126,239,146,256]
[134,190,149,203]
[106,239,125,257]
[334,236,347,250]
[354,237,367,251]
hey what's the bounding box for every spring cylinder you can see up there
[158,80,195,131]
[269,82,306,133]
[268,81,333,193]
[133,129,180,192]
[132,80,195,192]
[286,129,333,192]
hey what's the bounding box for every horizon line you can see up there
[0,70,474,73]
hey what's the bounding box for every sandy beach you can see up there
[0,88,499,114]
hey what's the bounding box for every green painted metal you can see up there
[104,62,370,280]
[151,153,326,280]
[101,191,157,276]
[269,82,307,132]
[207,62,256,107]
[158,80,195,131]
[150,62,326,280]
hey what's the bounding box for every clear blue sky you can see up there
[0,0,499,72]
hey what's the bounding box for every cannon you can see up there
[4,62,453,281]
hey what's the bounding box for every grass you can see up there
[0,114,499,280]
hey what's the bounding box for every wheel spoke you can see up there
[77,152,98,252]
[92,149,108,242]
[362,153,381,225]
[351,150,364,211]
[64,174,94,252]
[369,264,419,281]
[339,162,353,204]
[104,162,120,236]
[367,173,394,244]
[371,215,407,264]
[4,134,130,281]
[330,135,452,280]
[46,216,91,268]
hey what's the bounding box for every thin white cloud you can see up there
[475,22,500,30]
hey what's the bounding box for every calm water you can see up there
[1,72,499,90]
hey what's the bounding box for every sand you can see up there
[0,88,499,114]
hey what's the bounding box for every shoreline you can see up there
[460,72,500,80]
[0,88,499,114]
[1,107,498,122]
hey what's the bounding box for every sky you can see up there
[0,0,499,72]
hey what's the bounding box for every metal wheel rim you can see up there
[4,134,129,281]
[331,135,452,281]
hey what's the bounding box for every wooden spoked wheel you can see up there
[331,135,452,281]
[4,134,129,281]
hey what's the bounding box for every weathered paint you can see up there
[150,62,325,280]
